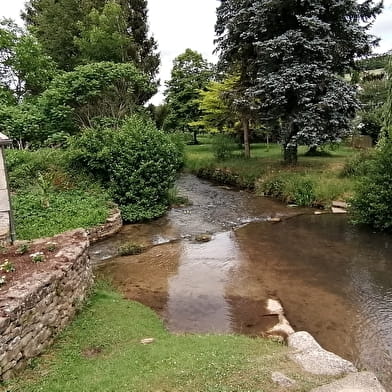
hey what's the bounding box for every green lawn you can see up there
[2,284,333,392]
[186,136,363,207]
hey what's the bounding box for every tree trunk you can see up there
[284,144,298,165]
[242,116,251,158]
[307,146,318,156]
[193,129,199,145]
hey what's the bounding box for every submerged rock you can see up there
[288,331,357,376]
[310,371,386,392]
[194,234,212,243]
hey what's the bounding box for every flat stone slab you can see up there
[310,371,386,392]
[332,201,349,209]
[288,331,357,376]
[332,207,347,214]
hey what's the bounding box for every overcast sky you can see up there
[1,0,392,104]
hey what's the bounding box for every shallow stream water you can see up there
[91,174,392,390]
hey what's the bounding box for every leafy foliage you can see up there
[195,75,239,134]
[23,0,159,78]
[357,76,388,143]
[351,58,392,231]
[13,188,110,240]
[385,57,392,131]
[0,62,154,147]
[0,102,44,149]
[69,115,184,222]
[5,148,111,240]
[215,0,383,163]
[0,19,57,99]
[211,134,237,161]
[350,139,392,231]
[164,49,212,138]
[75,1,131,64]
[357,52,391,71]
[38,61,154,134]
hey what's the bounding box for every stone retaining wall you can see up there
[87,208,123,243]
[0,230,92,381]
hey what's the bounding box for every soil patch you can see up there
[0,231,85,296]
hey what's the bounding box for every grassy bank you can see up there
[1,283,333,392]
[186,137,365,207]
[6,149,111,240]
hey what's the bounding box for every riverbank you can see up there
[2,174,389,391]
[185,139,363,208]
[1,282,336,392]
[93,174,390,390]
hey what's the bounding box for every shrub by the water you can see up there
[211,134,237,161]
[340,150,375,178]
[351,139,392,231]
[69,115,184,222]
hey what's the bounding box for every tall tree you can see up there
[164,49,212,143]
[216,0,383,164]
[23,0,159,78]
[385,57,392,132]
[23,0,85,70]
[119,0,160,79]
[75,1,131,64]
[0,19,57,99]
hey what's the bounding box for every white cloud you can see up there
[1,0,392,105]
[147,0,218,104]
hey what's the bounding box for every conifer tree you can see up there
[215,0,383,163]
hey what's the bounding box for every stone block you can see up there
[311,371,386,392]
[288,331,357,376]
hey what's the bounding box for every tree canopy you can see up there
[23,0,159,79]
[194,75,239,134]
[164,49,212,142]
[0,19,57,99]
[215,0,383,163]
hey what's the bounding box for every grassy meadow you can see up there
[186,136,367,207]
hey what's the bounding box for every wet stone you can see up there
[288,331,357,376]
[311,371,386,392]
[194,234,212,243]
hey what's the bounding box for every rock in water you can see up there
[288,331,357,376]
[310,371,386,392]
[332,201,349,209]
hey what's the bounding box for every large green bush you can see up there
[69,115,184,222]
[350,139,392,231]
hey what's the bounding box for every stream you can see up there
[91,174,392,390]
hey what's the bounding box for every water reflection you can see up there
[234,214,392,389]
[165,232,240,333]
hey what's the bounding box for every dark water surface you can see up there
[92,174,392,389]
